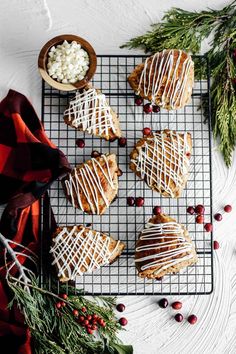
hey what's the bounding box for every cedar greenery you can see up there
[121,1,236,167]
[8,276,133,354]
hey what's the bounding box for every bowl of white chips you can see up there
[38,34,97,91]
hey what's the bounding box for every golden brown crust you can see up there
[62,154,119,215]
[135,214,198,279]
[64,86,122,141]
[52,225,125,282]
[130,129,192,198]
[128,49,194,110]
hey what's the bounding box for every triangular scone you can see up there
[64,85,122,141]
[135,213,198,279]
[128,49,194,110]
[130,129,192,198]
[62,153,119,215]
[50,225,125,282]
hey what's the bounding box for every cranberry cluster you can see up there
[116,303,128,326]
[127,196,144,207]
[158,298,197,324]
[135,96,160,114]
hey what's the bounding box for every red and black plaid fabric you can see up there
[0,90,70,353]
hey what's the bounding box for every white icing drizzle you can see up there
[135,222,195,275]
[131,131,191,197]
[50,226,120,279]
[64,88,116,136]
[64,154,116,214]
[137,49,193,109]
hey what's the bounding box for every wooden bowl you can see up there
[38,34,97,91]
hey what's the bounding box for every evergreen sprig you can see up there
[8,276,133,354]
[121,1,236,166]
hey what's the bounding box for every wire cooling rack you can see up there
[40,54,213,295]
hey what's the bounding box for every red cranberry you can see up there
[224,204,232,213]
[76,138,85,148]
[187,206,195,215]
[213,240,220,250]
[81,307,87,313]
[97,318,103,325]
[214,213,222,221]
[204,223,213,232]
[135,197,144,207]
[135,97,143,106]
[152,105,160,113]
[196,215,204,224]
[60,293,68,300]
[61,301,66,307]
[188,314,197,325]
[92,314,98,320]
[91,150,101,158]
[195,205,205,215]
[56,302,61,309]
[91,325,97,330]
[101,321,106,327]
[118,137,127,147]
[127,197,135,206]
[172,301,182,310]
[158,298,168,308]
[87,315,92,321]
[79,316,85,322]
[153,206,162,215]
[87,328,94,335]
[143,103,153,114]
[119,317,128,326]
[72,309,79,317]
[83,320,89,326]
[116,304,126,312]
[143,127,152,136]
[174,313,183,322]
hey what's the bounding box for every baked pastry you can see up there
[130,129,192,198]
[50,225,125,282]
[64,85,122,141]
[62,153,119,215]
[135,213,198,279]
[128,49,194,110]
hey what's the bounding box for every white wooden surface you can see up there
[0,1,236,353]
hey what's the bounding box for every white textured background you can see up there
[0,1,236,353]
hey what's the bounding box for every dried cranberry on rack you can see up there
[188,314,198,325]
[204,223,213,232]
[174,313,183,322]
[135,97,143,106]
[224,204,232,213]
[187,206,195,215]
[152,105,160,113]
[127,197,135,206]
[153,206,162,215]
[76,138,85,148]
[195,204,205,215]
[119,317,128,326]
[213,240,220,250]
[118,137,127,147]
[116,303,126,312]
[196,215,204,224]
[214,213,222,221]
[135,197,144,207]
[158,298,168,308]
[143,127,152,136]
[172,301,182,310]
[143,103,153,114]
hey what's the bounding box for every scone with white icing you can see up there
[130,129,192,198]
[50,225,125,282]
[128,49,194,110]
[64,85,122,141]
[62,153,119,215]
[135,213,198,279]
